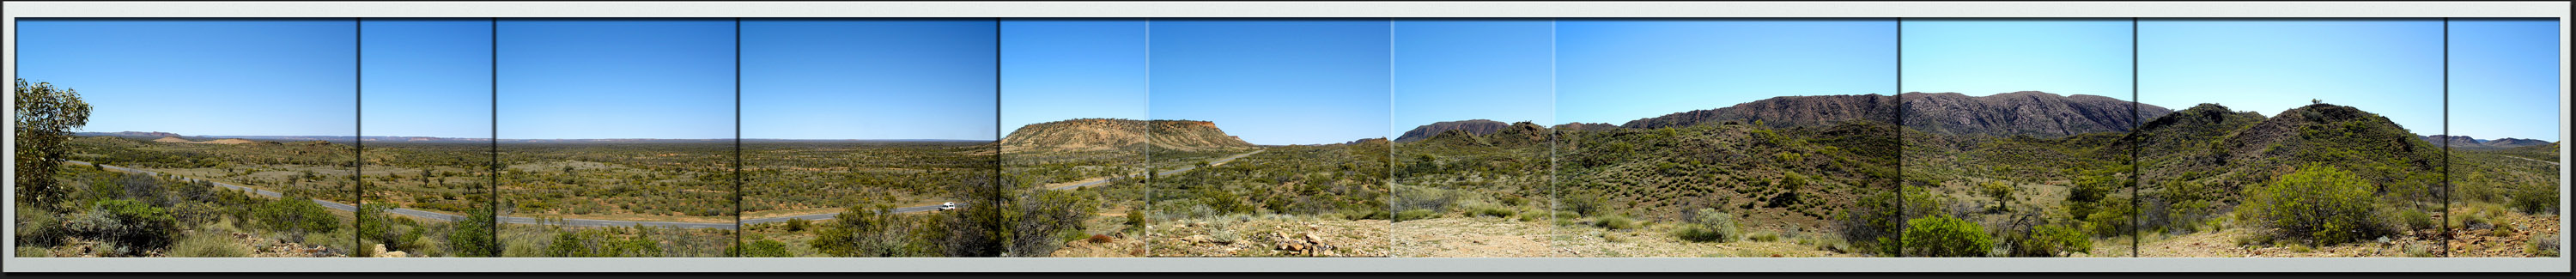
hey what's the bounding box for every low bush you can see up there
[2528,233,2560,258]
[737,239,791,258]
[1672,209,1741,243]
[66,199,178,255]
[1470,205,1516,218]
[2236,164,2387,246]
[2007,223,2092,257]
[1902,215,1991,257]
[168,231,248,257]
[1394,209,1439,221]
[2508,185,2559,215]
[1591,215,1640,230]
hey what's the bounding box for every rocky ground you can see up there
[2140,227,2443,258]
[1393,216,1552,258]
[2448,211,2561,258]
[1146,215,1388,257]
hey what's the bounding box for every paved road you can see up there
[61,149,1267,228]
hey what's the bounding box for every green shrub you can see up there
[2395,208,2434,232]
[2237,164,2386,246]
[2008,223,2092,257]
[1591,215,1639,230]
[1672,209,1741,243]
[784,218,810,232]
[1837,190,1903,256]
[1470,205,1516,218]
[738,239,792,258]
[68,199,178,255]
[447,209,497,257]
[2508,185,2559,215]
[1902,215,1991,257]
[1394,209,1439,221]
[252,196,339,242]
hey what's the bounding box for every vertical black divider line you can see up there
[2129,17,2142,258]
[993,18,1007,257]
[489,17,502,258]
[732,17,745,257]
[2440,17,2451,258]
[354,17,365,256]
[1892,18,1905,257]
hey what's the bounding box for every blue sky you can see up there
[1555,20,1896,125]
[2142,20,2445,136]
[1150,20,1392,145]
[17,19,356,136]
[495,19,735,140]
[1001,20,1149,136]
[361,19,491,138]
[2449,19,2561,142]
[1903,19,2133,100]
[1390,20,1556,137]
[743,19,998,141]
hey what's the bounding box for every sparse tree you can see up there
[15,79,94,213]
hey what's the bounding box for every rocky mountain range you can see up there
[2422,135,2557,149]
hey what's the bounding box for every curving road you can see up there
[60,149,1265,229]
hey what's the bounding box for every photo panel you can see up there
[15,19,360,258]
[1554,19,1899,258]
[999,19,1152,258]
[1898,19,2137,258]
[1146,19,1393,257]
[2136,19,2446,258]
[357,18,499,258]
[2444,18,2561,258]
[1388,19,1557,258]
[495,19,737,257]
[739,19,1002,258]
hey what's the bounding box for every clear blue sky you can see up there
[496,19,735,140]
[1390,20,1555,137]
[1556,20,1895,125]
[17,19,356,136]
[1903,19,2133,100]
[2449,19,2561,142]
[743,19,997,141]
[2142,20,2445,136]
[1150,20,1392,145]
[1001,20,1148,136]
[361,19,491,138]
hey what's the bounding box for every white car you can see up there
[939,202,957,211]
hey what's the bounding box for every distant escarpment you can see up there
[1002,118,1149,153]
[1149,119,1256,152]
[1901,91,2172,136]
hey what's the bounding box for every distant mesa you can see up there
[1000,118,1150,153]
[152,136,257,144]
[1150,119,1256,152]
[1001,118,1255,153]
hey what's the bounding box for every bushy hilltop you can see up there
[1000,118,1149,154]
[1394,119,1513,143]
[2136,103,2447,202]
[1148,119,1258,152]
[1620,94,1900,130]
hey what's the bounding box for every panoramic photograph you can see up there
[2445,18,2561,258]
[15,19,361,258]
[1388,19,1557,258]
[2135,19,2448,258]
[1145,19,1394,257]
[357,18,500,258]
[494,19,738,257]
[1552,19,1899,258]
[998,19,1152,258]
[1897,19,2138,258]
[738,19,1004,258]
[9,16,2562,260]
